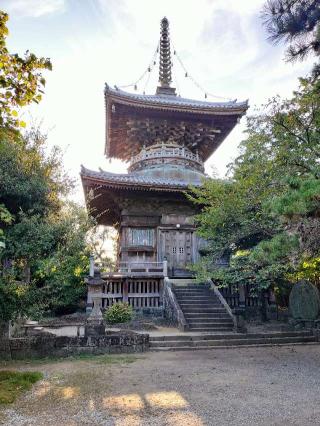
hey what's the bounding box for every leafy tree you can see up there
[0,128,94,317]
[0,203,12,248]
[0,127,72,218]
[0,11,52,128]
[29,204,92,316]
[190,74,320,300]
[0,200,93,319]
[262,0,320,62]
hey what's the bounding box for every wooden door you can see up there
[159,230,193,272]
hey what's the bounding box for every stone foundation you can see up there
[0,331,149,360]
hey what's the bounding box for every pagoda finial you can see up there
[156,17,176,96]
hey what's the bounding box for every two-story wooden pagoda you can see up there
[81,17,248,312]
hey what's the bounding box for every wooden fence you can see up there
[219,284,259,308]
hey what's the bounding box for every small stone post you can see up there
[85,296,105,337]
[89,254,95,277]
[88,296,103,321]
[233,285,247,332]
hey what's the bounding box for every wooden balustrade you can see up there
[87,258,167,311]
[91,260,167,277]
[98,278,163,310]
[118,261,167,276]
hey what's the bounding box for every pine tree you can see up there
[262,0,320,62]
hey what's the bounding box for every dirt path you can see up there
[1,345,320,425]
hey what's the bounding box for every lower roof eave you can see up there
[81,176,201,194]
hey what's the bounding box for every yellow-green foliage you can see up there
[0,12,52,128]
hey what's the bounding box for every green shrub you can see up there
[104,302,133,324]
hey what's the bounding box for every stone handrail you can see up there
[164,277,189,331]
[207,279,237,329]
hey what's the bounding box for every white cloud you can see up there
[3,0,65,18]
[9,0,316,203]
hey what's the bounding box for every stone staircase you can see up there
[172,281,234,332]
[149,331,317,351]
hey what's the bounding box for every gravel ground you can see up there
[1,345,320,425]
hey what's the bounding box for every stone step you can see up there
[174,292,209,296]
[169,279,198,285]
[188,319,233,325]
[182,308,223,312]
[175,292,211,295]
[182,308,226,313]
[176,295,213,300]
[150,342,319,352]
[175,295,214,299]
[178,299,220,303]
[173,286,209,293]
[149,335,316,349]
[173,282,235,332]
[177,301,220,305]
[177,296,220,303]
[188,326,234,332]
[176,295,218,299]
[187,318,232,323]
[173,286,210,293]
[149,331,313,342]
[172,284,206,287]
[180,304,222,309]
[184,313,231,319]
[174,291,209,294]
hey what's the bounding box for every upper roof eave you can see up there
[104,84,249,115]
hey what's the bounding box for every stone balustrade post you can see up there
[163,258,168,278]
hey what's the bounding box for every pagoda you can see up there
[81,18,248,313]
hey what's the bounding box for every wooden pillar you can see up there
[123,278,128,303]
[239,285,246,309]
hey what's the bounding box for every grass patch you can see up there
[0,353,143,367]
[74,353,143,364]
[0,370,43,404]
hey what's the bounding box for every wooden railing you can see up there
[99,278,163,310]
[87,257,167,311]
[118,261,166,276]
[89,258,167,278]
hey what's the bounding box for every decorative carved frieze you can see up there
[126,118,220,153]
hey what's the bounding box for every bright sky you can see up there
[2,0,315,204]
